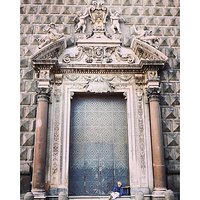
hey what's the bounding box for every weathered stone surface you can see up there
[26,81,37,92]
[30,120,36,132]
[21,107,25,119]
[164,147,179,161]
[167,174,180,192]
[58,191,68,200]
[21,81,26,92]
[21,94,31,105]
[162,120,173,132]
[25,106,37,118]
[20,0,180,198]
[22,69,34,79]
[172,120,180,132]
[20,59,29,68]
[24,192,34,200]
[31,94,38,105]
[20,176,32,194]
[164,133,179,147]
[20,120,30,132]
[162,83,175,93]
[56,0,65,5]
[166,160,180,174]
[135,191,144,200]
[161,108,177,119]
[21,163,31,175]
[27,148,34,161]
[20,147,28,160]
[170,95,180,106]
[22,133,35,146]
[33,0,43,4]
[165,189,175,200]
[21,15,30,24]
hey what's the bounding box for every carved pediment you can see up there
[31,1,168,74]
[31,38,66,60]
[58,44,138,65]
[131,38,168,62]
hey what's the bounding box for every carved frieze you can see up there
[59,45,137,65]
[136,86,147,181]
[63,74,134,91]
[85,75,115,93]
[50,86,62,184]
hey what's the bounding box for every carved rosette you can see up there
[136,86,147,183]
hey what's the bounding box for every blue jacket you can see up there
[112,185,124,196]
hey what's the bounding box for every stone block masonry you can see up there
[20,0,180,199]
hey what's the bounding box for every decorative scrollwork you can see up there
[62,55,70,63]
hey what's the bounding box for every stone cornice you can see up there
[32,59,58,72]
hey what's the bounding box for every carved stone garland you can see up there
[136,86,147,185]
[51,86,61,185]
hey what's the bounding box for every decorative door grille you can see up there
[69,93,129,196]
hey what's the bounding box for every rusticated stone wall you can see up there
[20,0,180,199]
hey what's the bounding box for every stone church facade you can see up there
[20,1,180,200]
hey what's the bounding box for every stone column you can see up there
[147,87,166,194]
[31,88,50,198]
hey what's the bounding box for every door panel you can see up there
[69,93,129,196]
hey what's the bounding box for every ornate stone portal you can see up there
[30,1,170,200]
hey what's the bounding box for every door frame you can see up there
[68,92,130,196]
[46,74,154,196]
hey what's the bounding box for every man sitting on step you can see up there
[108,181,125,200]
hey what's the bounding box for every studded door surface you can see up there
[69,93,129,196]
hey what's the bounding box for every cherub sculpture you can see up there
[37,23,64,49]
[73,10,89,33]
[110,10,125,34]
[131,25,159,48]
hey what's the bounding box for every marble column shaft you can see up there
[149,96,166,190]
[32,94,49,193]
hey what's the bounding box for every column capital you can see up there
[146,87,161,101]
[36,87,51,102]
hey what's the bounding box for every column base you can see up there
[31,189,46,199]
[152,187,167,196]
[130,187,150,195]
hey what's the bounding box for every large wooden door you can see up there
[69,93,129,196]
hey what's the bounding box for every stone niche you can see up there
[30,1,170,200]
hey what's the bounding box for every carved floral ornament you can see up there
[31,0,168,88]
